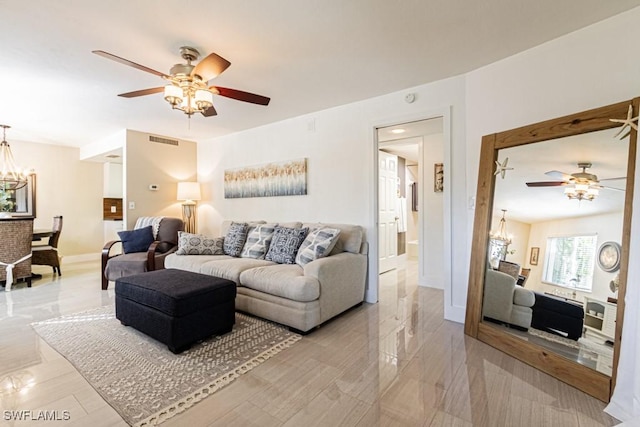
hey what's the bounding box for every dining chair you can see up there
[32,215,63,276]
[0,218,33,290]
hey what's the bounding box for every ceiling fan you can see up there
[93,46,270,117]
[526,162,625,189]
[526,162,625,201]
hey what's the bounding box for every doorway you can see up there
[376,117,445,288]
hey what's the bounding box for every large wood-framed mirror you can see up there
[465,99,637,402]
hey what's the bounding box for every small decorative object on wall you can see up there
[609,104,639,140]
[224,158,307,199]
[597,241,621,272]
[434,163,444,192]
[494,157,514,179]
[530,247,540,266]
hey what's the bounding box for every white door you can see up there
[379,151,398,274]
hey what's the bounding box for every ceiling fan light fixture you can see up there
[164,84,183,107]
[195,89,214,110]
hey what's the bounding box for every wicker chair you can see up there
[0,218,34,291]
[32,216,63,276]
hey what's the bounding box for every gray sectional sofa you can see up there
[164,221,368,332]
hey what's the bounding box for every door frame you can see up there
[368,108,452,304]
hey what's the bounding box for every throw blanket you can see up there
[134,216,164,240]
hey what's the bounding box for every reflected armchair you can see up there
[101,217,184,290]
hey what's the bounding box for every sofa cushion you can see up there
[295,227,341,266]
[240,264,320,302]
[176,231,225,255]
[200,258,275,284]
[118,226,154,254]
[265,226,309,264]
[223,222,249,257]
[513,286,535,307]
[165,253,232,273]
[240,223,277,259]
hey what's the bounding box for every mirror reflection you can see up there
[481,128,628,376]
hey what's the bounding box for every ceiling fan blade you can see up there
[201,105,217,117]
[192,52,231,81]
[526,181,567,187]
[599,176,627,182]
[118,87,164,98]
[213,87,271,105]
[544,170,573,181]
[92,50,168,78]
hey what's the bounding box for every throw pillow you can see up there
[176,231,225,255]
[265,226,309,264]
[223,222,249,257]
[117,226,154,254]
[240,223,277,259]
[295,228,341,266]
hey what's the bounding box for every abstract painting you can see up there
[224,158,307,199]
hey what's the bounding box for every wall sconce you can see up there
[177,182,201,233]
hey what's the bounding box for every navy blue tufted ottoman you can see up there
[115,269,236,353]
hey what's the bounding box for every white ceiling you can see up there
[2,1,640,147]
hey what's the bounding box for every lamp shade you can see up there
[177,182,201,201]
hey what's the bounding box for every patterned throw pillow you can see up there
[176,231,225,255]
[295,228,341,266]
[223,222,249,257]
[265,226,309,264]
[240,223,277,259]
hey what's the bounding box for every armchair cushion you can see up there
[118,226,154,254]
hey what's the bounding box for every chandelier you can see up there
[564,180,599,201]
[490,209,512,244]
[163,49,215,117]
[0,125,29,191]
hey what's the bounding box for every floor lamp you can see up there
[177,182,201,233]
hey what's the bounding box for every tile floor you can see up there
[0,261,619,426]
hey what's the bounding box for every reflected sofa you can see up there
[482,269,535,330]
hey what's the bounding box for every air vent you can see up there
[105,154,120,159]
[149,135,179,146]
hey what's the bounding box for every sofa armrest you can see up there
[303,252,367,323]
[513,286,535,307]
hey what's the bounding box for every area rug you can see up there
[32,305,301,426]
[528,327,580,349]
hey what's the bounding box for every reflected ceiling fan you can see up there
[93,46,270,117]
[526,162,625,201]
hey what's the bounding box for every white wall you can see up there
[465,7,640,422]
[124,130,197,229]
[423,133,445,288]
[524,212,622,303]
[198,76,467,318]
[11,140,103,257]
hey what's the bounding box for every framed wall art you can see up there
[434,163,443,192]
[224,158,307,199]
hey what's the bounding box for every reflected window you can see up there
[542,234,597,291]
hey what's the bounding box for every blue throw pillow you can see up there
[118,226,155,254]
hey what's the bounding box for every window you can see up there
[542,234,597,291]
